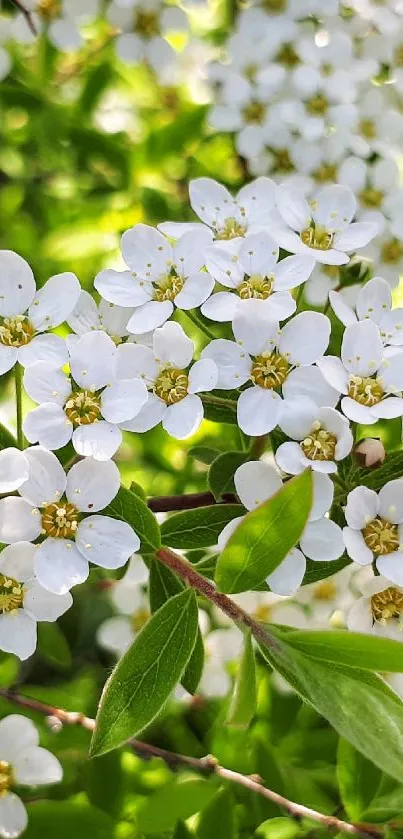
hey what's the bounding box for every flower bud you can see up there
[354,438,386,469]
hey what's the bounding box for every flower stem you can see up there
[201,394,237,411]
[184,309,216,341]
[14,363,25,450]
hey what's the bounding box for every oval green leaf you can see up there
[104,485,160,552]
[284,629,403,672]
[90,588,199,756]
[161,504,244,549]
[215,471,313,594]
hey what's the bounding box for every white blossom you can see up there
[275,396,353,474]
[343,481,403,585]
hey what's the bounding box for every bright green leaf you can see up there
[160,505,244,549]
[226,631,256,729]
[23,800,116,839]
[215,471,313,594]
[90,589,199,756]
[37,623,71,671]
[208,451,246,500]
[256,817,302,839]
[196,788,235,839]
[337,738,382,821]
[284,629,403,672]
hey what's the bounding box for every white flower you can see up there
[218,461,344,595]
[67,290,134,342]
[361,222,403,290]
[97,554,149,657]
[115,322,218,439]
[0,447,140,595]
[95,224,214,333]
[329,276,403,346]
[107,0,188,77]
[347,573,403,641]
[158,177,279,244]
[318,320,403,424]
[343,481,403,585]
[0,542,72,660]
[338,155,401,220]
[199,626,243,698]
[0,714,62,839]
[0,251,80,373]
[201,232,315,323]
[201,304,334,436]
[275,397,353,474]
[272,184,378,266]
[22,330,148,460]
[295,564,359,628]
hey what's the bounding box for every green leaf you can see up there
[226,631,256,729]
[284,629,403,672]
[173,821,195,839]
[215,471,313,594]
[259,628,403,783]
[196,788,235,839]
[77,63,113,115]
[86,751,123,818]
[104,485,161,552]
[337,739,382,821]
[256,818,302,839]
[208,451,246,500]
[136,778,217,834]
[355,451,403,492]
[23,800,116,839]
[202,400,238,425]
[37,623,71,670]
[149,560,204,694]
[90,589,199,756]
[0,423,17,450]
[161,505,244,549]
[189,446,221,465]
[302,556,350,586]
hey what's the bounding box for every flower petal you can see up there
[283,366,339,408]
[0,498,41,544]
[333,222,379,251]
[201,292,239,323]
[341,396,377,424]
[0,250,35,316]
[97,615,134,656]
[174,272,215,310]
[188,359,218,394]
[66,458,120,512]
[28,273,80,330]
[200,339,251,389]
[116,343,158,384]
[329,290,357,327]
[317,355,349,393]
[23,363,71,406]
[100,378,148,423]
[356,277,392,323]
[275,441,307,475]
[232,298,279,356]
[341,320,384,377]
[300,518,344,561]
[273,254,315,290]
[23,580,72,621]
[72,422,122,461]
[234,461,282,511]
[13,746,63,786]
[266,548,306,596]
[121,224,172,277]
[76,515,139,569]
[127,300,174,333]
[162,394,203,439]
[376,553,403,587]
[119,393,166,433]
[313,184,356,230]
[94,269,151,307]
[311,472,334,521]
[0,612,37,660]
[276,185,311,232]
[0,448,29,493]
[20,446,67,506]
[279,311,330,365]
[153,322,194,368]
[345,486,379,529]
[34,539,89,594]
[18,334,68,368]
[0,542,36,582]
[23,404,73,451]
[237,387,282,436]
[0,793,27,838]
[0,716,38,759]
[0,345,18,375]
[343,526,373,565]
[69,331,117,391]
[378,480,403,524]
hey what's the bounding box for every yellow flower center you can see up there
[242,101,266,125]
[154,367,188,405]
[359,119,376,139]
[262,0,287,11]
[395,44,403,67]
[153,273,184,303]
[359,187,384,208]
[371,586,403,623]
[313,163,338,183]
[0,316,35,348]
[215,218,247,241]
[313,580,337,601]
[301,422,337,461]
[306,95,329,116]
[381,238,403,264]
[300,224,333,251]
[131,607,150,633]
[41,501,80,539]
[275,43,300,68]
[251,352,290,389]
[0,574,24,614]
[253,603,272,622]
[38,0,60,20]
[0,762,13,796]
[363,518,399,555]
[271,147,295,173]
[238,274,273,301]
[323,264,340,280]
[65,390,102,426]
[348,375,383,407]
[134,10,159,38]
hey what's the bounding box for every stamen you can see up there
[41,501,80,538]
[251,352,290,389]
[363,518,399,555]
[154,367,188,405]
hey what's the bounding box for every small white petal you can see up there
[23,580,72,622]
[267,548,306,596]
[76,515,139,569]
[20,447,67,506]
[72,422,122,461]
[378,480,403,524]
[69,331,117,391]
[300,518,344,561]
[23,363,71,406]
[101,378,148,423]
[0,250,35,316]
[188,359,218,394]
[19,334,68,368]
[0,449,29,493]
[237,387,281,436]
[119,394,166,433]
[34,539,89,594]
[0,612,37,660]
[341,321,383,377]
[275,441,307,475]
[28,273,80,330]
[279,311,330,365]
[66,458,120,512]
[13,746,63,786]
[0,793,27,838]
[23,404,73,451]
[153,322,194,369]
[345,486,378,529]
[94,269,151,307]
[343,527,373,565]
[234,461,282,511]
[162,394,203,439]
[127,300,174,334]
[0,498,41,544]
[0,542,36,582]
[200,339,251,389]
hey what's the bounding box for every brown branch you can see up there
[147,491,238,512]
[156,547,278,650]
[9,0,37,35]
[0,689,381,839]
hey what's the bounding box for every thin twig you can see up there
[156,546,278,650]
[9,0,37,35]
[0,690,381,839]
[148,491,238,512]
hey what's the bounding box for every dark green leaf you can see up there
[136,778,217,834]
[226,631,256,729]
[149,560,204,694]
[302,556,350,586]
[90,589,199,756]
[215,471,313,594]
[0,423,17,450]
[37,623,71,670]
[259,628,403,783]
[337,739,382,821]
[104,485,161,552]
[284,629,403,672]
[189,446,221,465]
[196,788,235,839]
[173,821,195,839]
[355,451,403,492]
[161,505,244,549]
[86,751,123,818]
[23,801,116,839]
[208,451,246,500]
[77,63,113,115]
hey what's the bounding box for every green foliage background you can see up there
[1,3,403,836]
